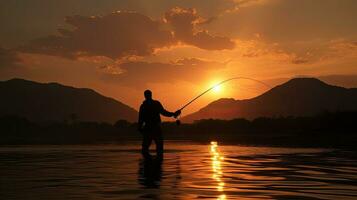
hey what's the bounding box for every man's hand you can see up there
[173,110,181,118]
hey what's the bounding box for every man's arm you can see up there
[158,102,181,118]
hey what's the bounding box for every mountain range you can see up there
[182,78,357,122]
[0,79,137,123]
[1,78,357,124]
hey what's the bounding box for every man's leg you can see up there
[154,128,164,159]
[141,133,152,159]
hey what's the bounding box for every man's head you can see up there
[144,89,152,100]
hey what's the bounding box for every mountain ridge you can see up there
[182,78,357,122]
[0,78,138,123]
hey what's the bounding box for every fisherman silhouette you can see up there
[138,90,180,160]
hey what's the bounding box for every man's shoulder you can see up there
[153,100,163,107]
[140,100,161,107]
[153,100,161,104]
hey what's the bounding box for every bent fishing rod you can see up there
[179,77,270,111]
[174,77,271,124]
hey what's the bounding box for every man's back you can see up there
[139,99,163,128]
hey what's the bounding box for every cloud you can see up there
[0,47,22,68]
[20,8,234,60]
[224,0,273,13]
[20,11,175,60]
[290,58,309,65]
[164,7,235,50]
[206,0,357,64]
[329,40,357,52]
[101,58,226,87]
[235,36,357,65]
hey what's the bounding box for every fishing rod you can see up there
[179,77,270,111]
[175,77,271,124]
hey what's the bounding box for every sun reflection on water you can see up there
[210,141,226,199]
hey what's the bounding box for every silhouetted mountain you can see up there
[183,78,357,122]
[0,79,137,123]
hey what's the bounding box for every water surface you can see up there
[1,142,357,199]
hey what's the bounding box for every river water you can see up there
[1,142,357,199]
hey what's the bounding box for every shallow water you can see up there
[1,142,357,200]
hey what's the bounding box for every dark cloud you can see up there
[0,0,239,48]
[21,12,175,59]
[101,58,226,86]
[20,7,234,60]
[164,7,235,50]
[0,47,22,68]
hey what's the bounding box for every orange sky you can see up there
[1,0,357,115]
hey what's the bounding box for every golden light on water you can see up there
[210,141,226,199]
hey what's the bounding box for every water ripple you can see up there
[1,143,357,199]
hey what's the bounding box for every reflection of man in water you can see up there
[138,158,163,189]
[138,90,180,159]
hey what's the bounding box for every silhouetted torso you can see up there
[139,99,173,129]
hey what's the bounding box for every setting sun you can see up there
[212,84,222,93]
[209,80,224,95]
